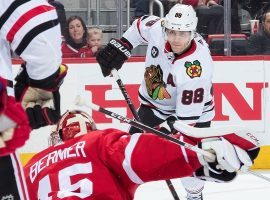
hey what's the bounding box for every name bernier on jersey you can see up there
[29,141,87,183]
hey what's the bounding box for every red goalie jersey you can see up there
[24,128,201,200]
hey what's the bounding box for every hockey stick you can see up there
[74,96,214,158]
[74,96,270,183]
[111,69,180,200]
[111,69,141,121]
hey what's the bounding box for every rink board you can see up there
[13,56,270,168]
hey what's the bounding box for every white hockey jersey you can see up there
[123,16,215,125]
[0,0,62,84]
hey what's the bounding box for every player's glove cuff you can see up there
[14,63,67,129]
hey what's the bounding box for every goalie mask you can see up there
[49,110,96,145]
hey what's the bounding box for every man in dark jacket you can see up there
[247,10,270,55]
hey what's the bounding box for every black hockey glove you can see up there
[14,63,68,129]
[96,38,131,77]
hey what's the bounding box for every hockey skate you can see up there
[186,192,203,200]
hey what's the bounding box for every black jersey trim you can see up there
[139,92,174,116]
[7,79,13,88]
[120,37,133,50]
[0,0,31,29]
[204,100,213,106]
[140,15,150,21]
[15,18,59,55]
[177,116,200,120]
[202,105,215,113]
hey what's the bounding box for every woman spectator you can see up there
[62,16,93,58]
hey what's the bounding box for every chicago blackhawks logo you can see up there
[144,65,171,100]
[185,60,202,78]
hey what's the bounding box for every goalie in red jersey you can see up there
[24,110,259,200]
[1,0,68,198]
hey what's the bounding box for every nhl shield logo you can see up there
[151,46,159,58]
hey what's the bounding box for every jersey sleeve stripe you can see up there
[122,133,144,184]
[6,5,55,43]
[136,18,148,43]
[0,0,31,29]
[15,19,59,55]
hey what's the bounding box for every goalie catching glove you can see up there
[96,38,131,77]
[195,137,256,183]
[0,77,31,156]
[14,63,68,129]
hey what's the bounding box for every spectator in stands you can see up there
[219,0,242,33]
[247,11,270,55]
[253,2,270,23]
[134,0,149,18]
[184,0,241,38]
[132,0,176,23]
[245,0,269,19]
[62,16,93,58]
[181,0,218,8]
[182,0,224,38]
[87,27,103,56]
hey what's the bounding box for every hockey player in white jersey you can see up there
[0,0,67,199]
[97,4,214,200]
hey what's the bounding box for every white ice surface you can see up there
[134,171,270,200]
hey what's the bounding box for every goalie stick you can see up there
[173,122,260,147]
[74,95,270,183]
[111,69,180,200]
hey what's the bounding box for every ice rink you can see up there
[134,170,270,200]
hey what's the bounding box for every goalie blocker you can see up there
[14,63,68,129]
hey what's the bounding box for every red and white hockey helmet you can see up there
[164,4,198,32]
[49,110,96,145]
